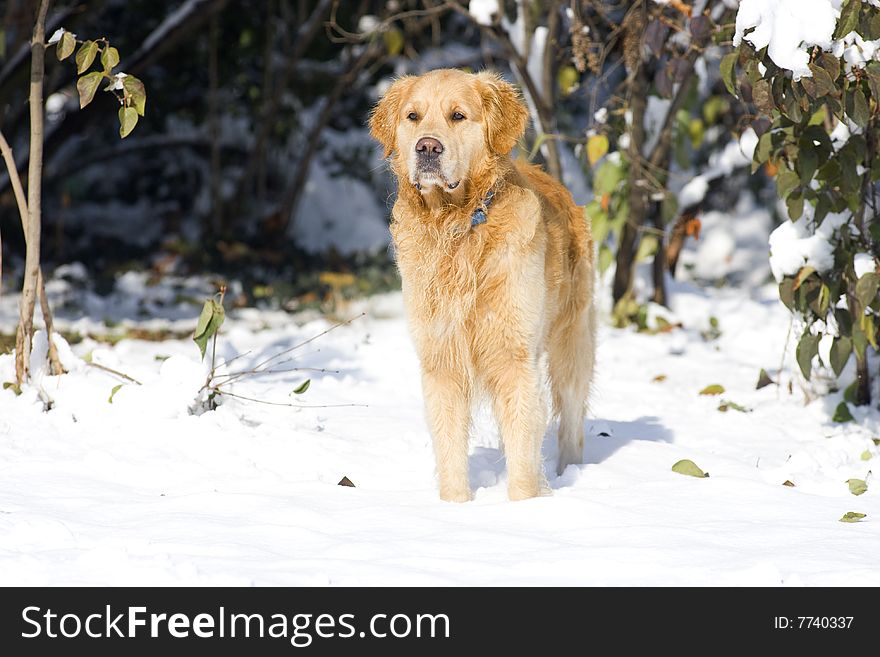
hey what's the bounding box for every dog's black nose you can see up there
[416,137,444,156]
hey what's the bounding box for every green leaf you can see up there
[720,52,738,96]
[796,146,818,184]
[792,266,815,291]
[753,131,772,171]
[867,10,880,40]
[844,379,858,403]
[717,399,750,413]
[291,379,311,395]
[672,459,708,478]
[593,159,625,195]
[598,244,614,274]
[587,134,609,166]
[635,234,658,262]
[76,71,103,108]
[861,450,873,461]
[75,40,99,73]
[122,75,147,116]
[108,384,123,403]
[118,106,138,138]
[756,368,774,390]
[850,88,869,128]
[786,190,805,221]
[101,45,119,72]
[856,272,879,307]
[829,337,852,376]
[807,63,836,97]
[796,332,820,379]
[557,65,579,96]
[383,26,404,56]
[57,31,76,60]
[699,384,725,396]
[818,52,840,81]
[839,511,866,523]
[859,313,878,351]
[586,201,609,244]
[835,0,861,39]
[867,61,880,101]
[752,79,773,115]
[2,381,22,396]
[778,278,795,310]
[833,401,854,423]
[847,478,868,496]
[776,167,799,200]
[192,298,226,360]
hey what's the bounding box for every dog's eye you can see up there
[407,112,419,122]
[451,112,466,122]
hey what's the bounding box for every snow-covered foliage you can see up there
[734,0,841,79]
[730,0,880,403]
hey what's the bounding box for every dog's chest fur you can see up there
[391,187,545,364]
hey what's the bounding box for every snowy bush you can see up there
[729,0,880,406]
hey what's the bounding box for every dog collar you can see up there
[470,188,494,228]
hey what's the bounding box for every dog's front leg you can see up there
[421,366,472,502]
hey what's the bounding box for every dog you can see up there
[370,69,596,501]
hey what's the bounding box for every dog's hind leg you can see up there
[549,293,596,476]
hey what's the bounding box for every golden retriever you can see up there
[370,69,595,501]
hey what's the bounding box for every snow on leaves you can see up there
[728,0,880,406]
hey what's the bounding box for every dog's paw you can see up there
[439,487,472,503]
[507,481,542,501]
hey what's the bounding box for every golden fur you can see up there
[371,69,596,501]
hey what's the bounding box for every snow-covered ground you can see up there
[1,256,878,586]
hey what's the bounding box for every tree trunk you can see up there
[855,353,871,406]
[612,64,648,304]
[15,0,50,385]
[651,208,668,306]
[538,1,562,182]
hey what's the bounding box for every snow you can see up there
[854,252,876,279]
[643,96,672,157]
[47,28,67,45]
[678,195,774,286]
[357,15,380,34]
[679,177,709,209]
[768,210,849,282]
[833,31,880,74]
[734,0,841,79]
[527,26,548,98]
[673,128,758,209]
[2,251,879,585]
[469,0,500,26]
[294,159,390,256]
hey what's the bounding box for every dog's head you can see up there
[370,69,528,194]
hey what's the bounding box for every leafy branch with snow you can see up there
[729,0,880,408]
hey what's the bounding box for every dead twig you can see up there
[86,361,143,385]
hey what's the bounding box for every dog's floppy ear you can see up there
[370,76,415,159]
[476,71,529,155]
